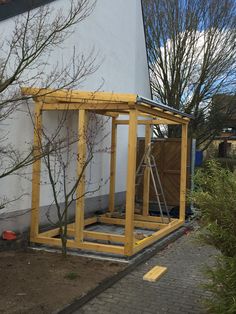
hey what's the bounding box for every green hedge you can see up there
[190,160,236,313]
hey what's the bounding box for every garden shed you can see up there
[22,87,191,257]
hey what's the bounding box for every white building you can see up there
[0,0,151,233]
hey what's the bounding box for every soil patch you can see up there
[0,249,125,314]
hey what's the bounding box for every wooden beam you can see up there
[39,102,132,111]
[134,214,175,224]
[80,241,124,255]
[39,228,60,238]
[68,216,97,229]
[21,87,137,103]
[33,236,124,254]
[34,235,125,255]
[136,105,189,124]
[30,102,42,241]
[39,217,97,238]
[124,109,138,256]
[33,236,77,248]
[75,110,87,244]
[83,231,125,243]
[143,266,167,282]
[179,123,188,220]
[98,215,160,230]
[39,227,75,238]
[84,216,98,226]
[115,119,179,125]
[133,219,184,254]
[109,117,117,212]
[143,124,151,216]
[94,111,119,118]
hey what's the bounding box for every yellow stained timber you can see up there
[133,220,184,254]
[21,87,137,103]
[39,102,132,111]
[75,110,87,244]
[115,119,179,125]
[143,266,167,282]
[83,231,125,243]
[134,214,174,224]
[124,109,138,255]
[109,117,117,212]
[136,104,189,124]
[143,124,151,216]
[98,216,160,230]
[39,217,97,238]
[30,102,42,241]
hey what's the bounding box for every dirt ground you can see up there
[0,249,125,314]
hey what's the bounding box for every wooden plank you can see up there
[94,111,119,118]
[65,216,97,230]
[136,105,189,124]
[33,236,77,248]
[133,220,183,254]
[80,241,124,255]
[83,231,125,243]
[30,102,42,241]
[39,228,60,238]
[98,216,160,230]
[85,216,98,226]
[115,119,179,125]
[34,236,124,255]
[39,102,132,111]
[124,109,138,256]
[21,87,137,103]
[143,124,151,216]
[108,117,117,212]
[179,123,188,220]
[134,214,175,224]
[143,266,167,282]
[39,217,97,238]
[70,216,97,227]
[136,138,191,207]
[75,110,87,244]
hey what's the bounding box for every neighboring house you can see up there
[212,94,236,157]
[0,0,151,232]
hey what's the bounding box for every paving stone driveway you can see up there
[76,229,217,314]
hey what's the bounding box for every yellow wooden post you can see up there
[30,102,42,241]
[75,110,87,244]
[142,124,151,216]
[124,109,137,256]
[109,117,117,212]
[179,123,188,221]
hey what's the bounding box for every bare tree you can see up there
[0,0,99,210]
[39,110,110,256]
[142,0,236,149]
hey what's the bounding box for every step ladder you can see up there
[136,143,171,223]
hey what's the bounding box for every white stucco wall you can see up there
[0,0,151,228]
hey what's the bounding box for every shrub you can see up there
[190,160,236,313]
[191,160,236,257]
[204,256,236,314]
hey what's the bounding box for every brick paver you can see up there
[75,229,217,314]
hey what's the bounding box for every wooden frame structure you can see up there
[22,87,191,257]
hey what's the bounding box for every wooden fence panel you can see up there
[136,138,190,207]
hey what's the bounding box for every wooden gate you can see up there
[136,138,190,207]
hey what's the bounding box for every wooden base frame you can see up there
[22,87,190,257]
[34,214,184,256]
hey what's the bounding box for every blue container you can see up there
[195,150,203,167]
